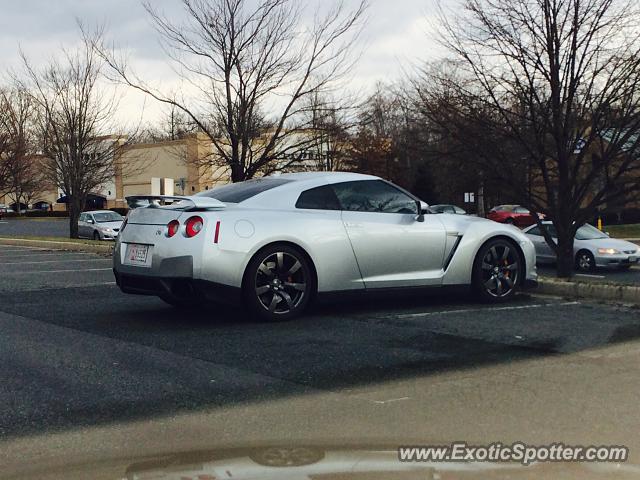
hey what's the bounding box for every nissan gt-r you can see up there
[113,172,537,321]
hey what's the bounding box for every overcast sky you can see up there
[0,0,444,126]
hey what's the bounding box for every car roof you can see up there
[84,210,117,214]
[239,172,382,209]
[275,171,378,183]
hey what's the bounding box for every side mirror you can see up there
[415,200,429,222]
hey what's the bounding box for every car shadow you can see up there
[1,285,639,440]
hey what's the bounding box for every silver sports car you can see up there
[113,172,538,320]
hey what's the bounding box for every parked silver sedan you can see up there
[113,172,538,321]
[523,221,639,271]
[78,210,125,240]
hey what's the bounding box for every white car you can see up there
[78,210,125,240]
[523,221,639,271]
[113,172,538,320]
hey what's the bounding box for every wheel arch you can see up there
[575,248,596,265]
[473,235,527,284]
[241,240,319,296]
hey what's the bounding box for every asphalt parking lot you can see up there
[0,218,68,238]
[2,245,640,477]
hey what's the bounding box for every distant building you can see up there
[2,129,351,212]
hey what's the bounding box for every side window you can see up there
[528,226,541,236]
[79,214,86,222]
[295,185,341,210]
[545,225,558,237]
[445,206,456,214]
[515,207,530,214]
[332,180,418,214]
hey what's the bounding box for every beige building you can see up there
[113,132,229,208]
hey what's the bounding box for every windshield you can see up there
[93,212,124,223]
[575,223,608,240]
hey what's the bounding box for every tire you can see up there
[243,244,316,321]
[620,265,633,271]
[472,238,523,303]
[93,230,101,241]
[575,250,595,272]
[504,217,514,225]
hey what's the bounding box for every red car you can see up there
[486,205,544,227]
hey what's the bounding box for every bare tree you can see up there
[348,85,418,189]
[303,89,355,172]
[97,0,367,182]
[426,0,640,277]
[20,28,131,238]
[0,86,46,214]
[142,98,200,142]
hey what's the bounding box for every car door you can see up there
[86,214,97,237]
[333,180,447,288]
[78,213,88,237]
[526,226,556,262]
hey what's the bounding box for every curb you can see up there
[0,237,113,255]
[538,277,640,304]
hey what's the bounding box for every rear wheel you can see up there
[243,244,315,321]
[473,238,522,302]
[575,250,595,272]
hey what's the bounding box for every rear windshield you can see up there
[196,177,292,203]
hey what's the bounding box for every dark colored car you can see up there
[486,205,544,228]
[430,204,467,215]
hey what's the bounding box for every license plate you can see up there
[124,243,151,267]
[630,256,637,263]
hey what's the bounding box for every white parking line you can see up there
[575,273,606,279]
[1,268,112,274]
[394,301,580,319]
[0,258,110,265]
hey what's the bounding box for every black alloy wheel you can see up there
[244,244,315,321]
[473,239,522,302]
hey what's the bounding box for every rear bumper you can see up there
[113,270,241,305]
[113,246,241,304]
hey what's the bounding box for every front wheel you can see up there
[93,230,101,241]
[472,238,522,302]
[243,244,315,321]
[575,250,595,272]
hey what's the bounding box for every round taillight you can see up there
[185,216,204,238]
[167,220,180,237]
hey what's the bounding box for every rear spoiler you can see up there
[125,195,226,210]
